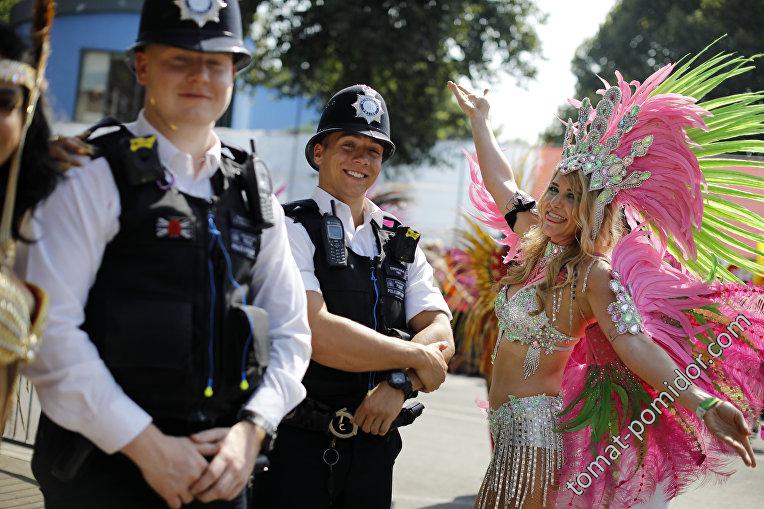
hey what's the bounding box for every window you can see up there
[74,50,143,123]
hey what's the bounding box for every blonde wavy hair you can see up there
[496,169,624,315]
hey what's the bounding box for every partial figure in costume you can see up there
[448,43,764,509]
[0,3,60,426]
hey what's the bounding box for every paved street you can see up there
[394,374,764,509]
[0,373,760,508]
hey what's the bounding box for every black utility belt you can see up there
[282,397,424,439]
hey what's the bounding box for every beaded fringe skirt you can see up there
[474,395,563,509]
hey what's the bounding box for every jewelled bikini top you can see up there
[493,285,578,379]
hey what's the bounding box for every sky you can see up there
[481,0,617,144]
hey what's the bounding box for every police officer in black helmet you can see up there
[252,85,455,508]
[23,2,311,508]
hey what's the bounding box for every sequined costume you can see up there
[476,395,563,509]
[493,285,577,379]
[463,44,764,509]
[0,1,54,423]
[475,279,577,508]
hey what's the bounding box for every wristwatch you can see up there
[387,371,417,400]
[239,409,277,452]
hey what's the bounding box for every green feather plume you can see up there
[653,38,764,281]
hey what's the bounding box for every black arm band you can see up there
[504,190,537,229]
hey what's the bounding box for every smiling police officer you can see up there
[252,85,455,509]
[22,2,311,508]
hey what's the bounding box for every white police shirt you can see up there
[285,186,452,322]
[22,111,312,454]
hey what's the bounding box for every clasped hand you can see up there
[353,381,406,436]
[124,422,263,508]
[412,341,450,392]
[354,340,450,436]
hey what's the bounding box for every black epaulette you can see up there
[221,141,250,165]
[283,199,320,217]
[84,117,131,160]
[84,118,164,187]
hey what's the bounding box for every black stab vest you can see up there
[283,199,410,411]
[78,125,270,434]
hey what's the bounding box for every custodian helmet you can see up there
[129,0,252,72]
[305,84,395,171]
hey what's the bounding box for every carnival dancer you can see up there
[0,4,60,427]
[251,85,454,509]
[22,1,311,508]
[449,45,764,509]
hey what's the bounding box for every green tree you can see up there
[543,0,764,144]
[0,0,16,22]
[242,0,544,166]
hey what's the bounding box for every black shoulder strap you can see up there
[282,199,323,247]
[85,120,166,218]
[220,141,250,165]
[85,120,135,194]
[85,118,132,160]
[82,116,125,139]
[282,199,321,218]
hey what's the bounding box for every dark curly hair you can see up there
[0,21,61,241]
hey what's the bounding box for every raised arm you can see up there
[583,261,756,467]
[448,81,539,236]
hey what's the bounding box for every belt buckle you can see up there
[328,407,358,439]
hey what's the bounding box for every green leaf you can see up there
[703,170,764,189]
[691,125,764,145]
[695,229,764,274]
[665,54,748,99]
[667,237,739,282]
[705,184,764,202]
[704,195,764,231]
[700,159,764,170]
[700,222,764,258]
[613,384,630,418]
[653,50,732,96]
[692,104,764,132]
[689,65,758,100]
[700,92,764,111]
[694,140,764,158]
[702,214,764,244]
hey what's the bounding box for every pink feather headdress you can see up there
[559,64,709,257]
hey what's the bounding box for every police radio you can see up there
[322,200,347,267]
[241,139,275,231]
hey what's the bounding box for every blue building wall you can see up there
[13,9,318,129]
[232,86,316,131]
[32,13,138,120]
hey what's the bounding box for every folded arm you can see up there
[307,290,433,372]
